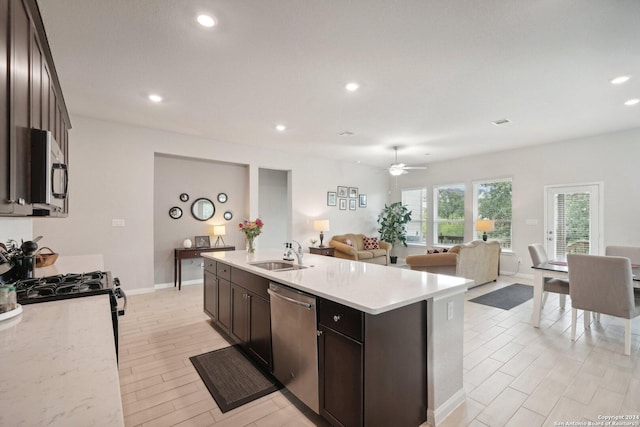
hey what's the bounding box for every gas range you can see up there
[11,270,126,359]
[14,271,121,305]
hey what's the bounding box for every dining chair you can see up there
[528,244,570,309]
[605,246,640,263]
[567,254,640,355]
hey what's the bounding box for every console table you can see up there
[174,246,235,290]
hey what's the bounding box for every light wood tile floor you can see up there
[119,278,640,426]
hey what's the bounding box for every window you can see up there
[434,184,465,245]
[402,188,427,244]
[473,179,512,249]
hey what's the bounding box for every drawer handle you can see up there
[333,315,341,322]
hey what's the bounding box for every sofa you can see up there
[328,233,392,265]
[405,240,501,287]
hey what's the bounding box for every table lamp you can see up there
[314,219,330,247]
[476,219,495,241]
[213,225,226,247]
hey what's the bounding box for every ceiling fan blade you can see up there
[403,166,427,170]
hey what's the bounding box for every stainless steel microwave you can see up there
[30,129,68,215]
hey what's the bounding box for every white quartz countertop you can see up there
[204,249,472,314]
[0,295,124,427]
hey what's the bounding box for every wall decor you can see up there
[327,191,337,206]
[169,206,183,219]
[223,211,233,220]
[194,235,211,248]
[179,193,189,202]
[349,187,358,198]
[217,193,228,203]
[191,197,215,221]
[337,186,348,198]
[339,198,347,210]
[349,199,357,210]
[359,194,367,208]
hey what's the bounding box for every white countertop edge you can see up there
[203,250,471,314]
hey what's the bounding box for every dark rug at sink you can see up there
[469,284,533,310]
[190,345,282,413]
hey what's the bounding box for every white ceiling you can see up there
[37,0,640,169]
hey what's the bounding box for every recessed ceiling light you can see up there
[345,82,360,92]
[624,98,639,106]
[197,14,216,28]
[275,124,286,132]
[610,75,631,85]
[491,118,511,126]
[148,94,163,103]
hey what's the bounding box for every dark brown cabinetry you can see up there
[203,260,272,370]
[0,0,71,216]
[318,298,428,427]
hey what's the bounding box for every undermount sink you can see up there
[249,260,308,271]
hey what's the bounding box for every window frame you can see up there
[472,177,513,250]
[433,183,466,247]
[401,187,428,246]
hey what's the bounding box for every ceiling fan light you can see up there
[389,166,405,176]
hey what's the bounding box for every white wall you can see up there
[391,127,640,275]
[26,115,388,291]
[153,154,249,285]
[0,218,32,245]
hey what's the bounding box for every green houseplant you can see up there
[377,202,412,264]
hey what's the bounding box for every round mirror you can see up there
[179,193,189,202]
[191,198,215,221]
[223,211,233,221]
[169,206,183,219]
[217,193,228,203]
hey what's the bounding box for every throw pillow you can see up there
[427,248,449,254]
[363,237,380,250]
[344,238,354,247]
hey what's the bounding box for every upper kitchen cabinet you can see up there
[0,0,71,216]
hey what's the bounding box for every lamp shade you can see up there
[475,219,495,232]
[213,225,226,236]
[314,219,330,232]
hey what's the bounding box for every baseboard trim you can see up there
[427,388,466,426]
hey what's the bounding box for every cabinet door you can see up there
[8,0,31,212]
[217,278,231,334]
[318,325,363,427]
[203,270,217,320]
[0,0,9,213]
[230,283,249,343]
[30,27,42,129]
[247,293,271,369]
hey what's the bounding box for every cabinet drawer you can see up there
[231,267,269,299]
[318,299,363,342]
[216,262,231,281]
[204,259,216,273]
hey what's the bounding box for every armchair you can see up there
[406,240,500,287]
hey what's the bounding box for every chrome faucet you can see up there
[292,240,304,265]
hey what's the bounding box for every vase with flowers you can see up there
[238,218,264,253]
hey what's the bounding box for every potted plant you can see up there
[377,202,412,264]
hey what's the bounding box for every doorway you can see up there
[258,168,290,249]
[544,183,603,258]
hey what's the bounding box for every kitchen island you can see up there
[0,295,123,427]
[202,249,471,427]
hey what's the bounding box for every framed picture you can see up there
[349,199,356,210]
[194,235,210,248]
[349,187,358,198]
[339,198,347,210]
[327,191,337,206]
[337,186,348,198]
[359,194,367,208]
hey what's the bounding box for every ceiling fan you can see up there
[387,146,427,176]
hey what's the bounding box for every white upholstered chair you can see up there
[605,246,640,264]
[567,254,640,355]
[528,244,570,309]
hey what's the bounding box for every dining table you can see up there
[531,260,640,328]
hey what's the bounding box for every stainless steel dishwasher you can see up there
[267,282,319,413]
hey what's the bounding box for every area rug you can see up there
[469,284,533,310]
[190,345,282,413]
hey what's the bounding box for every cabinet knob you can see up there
[333,315,341,322]
[317,330,323,336]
